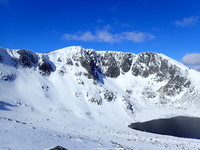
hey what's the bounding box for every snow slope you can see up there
[1,46,200,150]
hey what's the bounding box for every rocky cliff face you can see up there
[66,48,191,97]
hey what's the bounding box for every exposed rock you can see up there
[88,97,102,105]
[0,73,16,82]
[130,52,191,96]
[103,90,116,102]
[38,55,55,76]
[41,85,49,91]
[124,99,134,113]
[49,146,68,150]
[17,49,38,68]
[120,53,133,73]
[58,66,67,76]
[163,75,191,96]
[0,55,3,63]
[132,52,161,77]
[142,87,157,98]
[66,58,73,65]
[57,57,62,62]
[80,49,103,81]
[100,52,120,78]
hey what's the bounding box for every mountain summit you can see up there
[1,46,200,150]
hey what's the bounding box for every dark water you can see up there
[129,116,200,139]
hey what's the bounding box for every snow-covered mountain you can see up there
[1,46,200,150]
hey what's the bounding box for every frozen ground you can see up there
[1,112,200,150]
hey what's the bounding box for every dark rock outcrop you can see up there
[80,49,104,81]
[132,52,160,77]
[38,55,55,76]
[17,49,38,68]
[100,52,120,78]
[103,90,116,102]
[131,52,191,96]
[162,75,191,96]
[49,146,68,150]
[120,53,133,73]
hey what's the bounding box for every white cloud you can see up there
[120,32,155,42]
[175,16,199,27]
[182,53,200,65]
[63,29,155,43]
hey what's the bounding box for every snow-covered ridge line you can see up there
[0,46,197,94]
[0,46,189,69]
[0,46,191,73]
[0,46,199,104]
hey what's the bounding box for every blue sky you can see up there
[1,0,200,66]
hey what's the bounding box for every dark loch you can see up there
[129,116,200,139]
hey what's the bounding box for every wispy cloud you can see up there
[63,29,155,43]
[175,16,199,27]
[182,53,200,65]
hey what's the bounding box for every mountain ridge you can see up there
[1,46,200,150]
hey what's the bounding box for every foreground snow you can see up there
[1,114,200,150]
